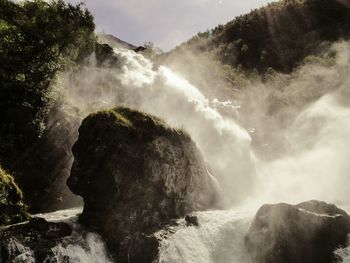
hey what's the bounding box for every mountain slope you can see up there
[97,33,137,50]
[172,0,350,73]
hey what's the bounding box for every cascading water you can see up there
[157,209,254,263]
[3,208,112,263]
[48,41,350,262]
[63,47,256,207]
[6,239,35,263]
[335,241,350,263]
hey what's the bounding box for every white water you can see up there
[157,209,253,263]
[63,47,255,207]
[6,238,35,263]
[47,232,112,263]
[5,208,112,263]
[56,41,350,262]
[336,237,350,263]
[39,208,112,262]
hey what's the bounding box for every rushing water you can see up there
[158,209,253,263]
[336,242,350,263]
[64,47,255,207]
[50,42,350,262]
[5,208,112,263]
[6,239,35,263]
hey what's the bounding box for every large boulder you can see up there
[67,107,217,262]
[246,200,350,263]
[0,167,29,226]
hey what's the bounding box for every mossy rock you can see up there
[68,106,217,262]
[82,106,184,139]
[0,167,29,226]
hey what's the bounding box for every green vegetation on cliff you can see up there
[0,0,96,166]
[174,0,350,73]
[0,167,29,225]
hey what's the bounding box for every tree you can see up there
[0,0,96,165]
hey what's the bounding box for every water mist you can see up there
[50,40,350,262]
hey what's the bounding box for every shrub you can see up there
[0,167,29,225]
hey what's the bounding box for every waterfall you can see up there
[157,209,253,263]
[53,41,350,262]
[6,239,35,263]
[62,47,256,207]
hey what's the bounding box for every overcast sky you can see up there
[68,0,275,51]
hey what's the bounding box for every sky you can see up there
[68,0,275,51]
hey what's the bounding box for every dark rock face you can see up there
[246,200,350,263]
[6,108,83,213]
[97,33,137,50]
[0,217,72,262]
[95,43,119,66]
[134,46,147,52]
[185,214,199,226]
[67,107,217,262]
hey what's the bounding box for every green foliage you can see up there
[0,167,22,205]
[89,109,134,129]
[303,54,336,67]
[0,0,96,165]
[81,107,182,145]
[175,0,350,73]
[0,167,29,225]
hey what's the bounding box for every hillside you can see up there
[170,0,350,73]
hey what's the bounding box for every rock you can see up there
[245,200,350,263]
[0,167,29,226]
[95,43,118,66]
[8,108,83,213]
[97,33,137,50]
[0,217,72,262]
[134,46,147,52]
[185,214,199,226]
[67,107,217,262]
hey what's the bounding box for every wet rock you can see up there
[134,46,147,52]
[67,107,217,262]
[246,200,350,263]
[185,214,199,226]
[95,43,118,66]
[0,217,72,262]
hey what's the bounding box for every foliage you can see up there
[173,0,350,73]
[0,0,96,165]
[88,109,134,129]
[0,167,22,205]
[80,107,183,146]
[0,167,29,225]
